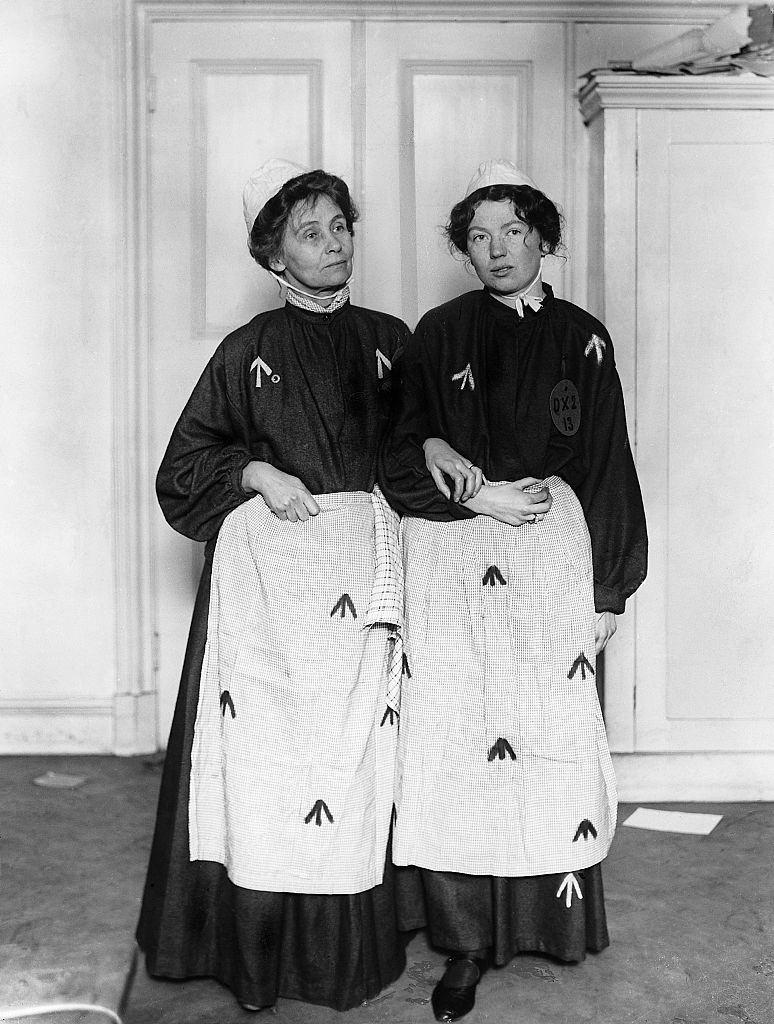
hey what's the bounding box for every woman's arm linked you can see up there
[423,437,552,526]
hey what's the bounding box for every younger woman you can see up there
[381,160,647,1022]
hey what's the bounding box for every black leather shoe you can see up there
[431,955,488,1022]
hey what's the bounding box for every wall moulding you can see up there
[115,0,156,760]
[613,752,774,802]
[0,698,114,716]
[0,699,114,755]
[579,72,774,123]
[131,0,743,26]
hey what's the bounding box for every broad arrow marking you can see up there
[250,355,275,388]
[573,819,598,842]
[568,652,595,681]
[304,799,334,826]
[451,363,476,391]
[381,706,399,727]
[330,593,357,619]
[584,333,607,366]
[556,872,583,909]
[482,565,506,587]
[219,690,236,719]
[487,737,517,762]
[375,348,392,380]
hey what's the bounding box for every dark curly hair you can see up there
[248,169,359,270]
[446,184,563,258]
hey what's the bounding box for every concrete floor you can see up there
[1,756,772,1024]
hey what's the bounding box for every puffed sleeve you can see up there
[378,323,475,521]
[156,344,255,542]
[577,370,648,614]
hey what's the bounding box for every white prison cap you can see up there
[464,159,537,196]
[243,158,308,236]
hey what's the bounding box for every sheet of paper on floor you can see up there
[622,807,723,835]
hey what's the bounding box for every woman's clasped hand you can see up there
[423,437,551,524]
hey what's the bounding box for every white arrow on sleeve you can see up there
[584,334,606,366]
[250,355,275,388]
[556,872,583,909]
[376,348,392,380]
[451,363,475,391]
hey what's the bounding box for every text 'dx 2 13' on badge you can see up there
[550,379,581,437]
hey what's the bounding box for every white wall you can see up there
[0,1,120,751]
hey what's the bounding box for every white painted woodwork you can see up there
[612,751,774,802]
[580,75,774,766]
[0,0,122,753]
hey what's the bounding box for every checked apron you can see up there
[189,489,402,895]
[393,476,617,878]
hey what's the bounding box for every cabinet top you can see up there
[578,71,774,123]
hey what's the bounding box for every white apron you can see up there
[189,488,402,895]
[393,476,617,877]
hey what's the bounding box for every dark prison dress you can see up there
[136,299,410,1010]
[379,285,647,965]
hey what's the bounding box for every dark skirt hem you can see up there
[395,864,609,967]
[489,934,609,966]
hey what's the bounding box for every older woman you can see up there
[136,160,410,1013]
[381,160,647,1021]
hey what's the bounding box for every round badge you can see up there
[549,379,581,437]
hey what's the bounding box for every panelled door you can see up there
[146,14,567,742]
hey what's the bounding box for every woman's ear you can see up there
[269,255,286,273]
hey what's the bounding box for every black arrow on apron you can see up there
[381,706,399,727]
[487,737,517,761]
[573,819,598,841]
[219,691,236,719]
[304,799,334,826]
[482,565,507,586]
[330,593,357,619]
[568,652,594,680]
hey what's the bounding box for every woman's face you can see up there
[270,194,354,294]
[466,199,543,295]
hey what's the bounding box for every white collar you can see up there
[489,265,544,317]
[269,270,352,313]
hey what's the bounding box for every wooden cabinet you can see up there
[579,73,774,798]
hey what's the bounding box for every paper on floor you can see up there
[33,771,87,789]
[622,807,722,835]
